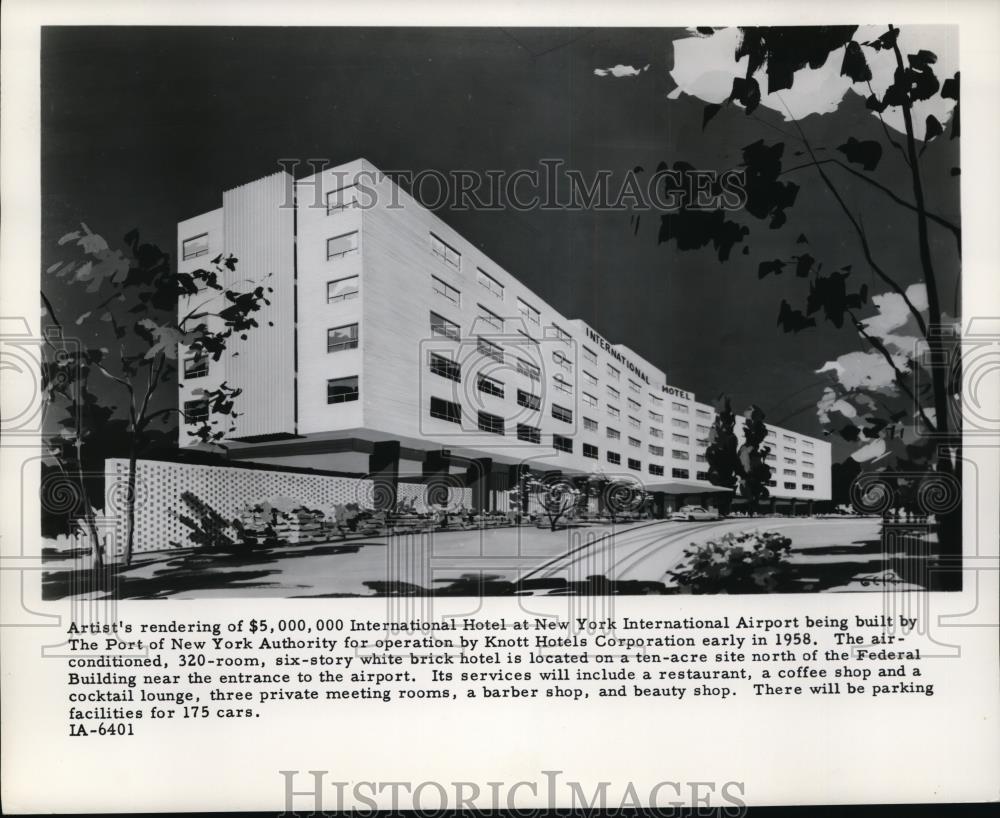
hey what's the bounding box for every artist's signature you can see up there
[859,574,907,587]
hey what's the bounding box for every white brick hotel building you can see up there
[177,159,831,515]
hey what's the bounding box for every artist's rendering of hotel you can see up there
[177,159,831,516]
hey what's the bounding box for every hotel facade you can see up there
[177,159,831,515]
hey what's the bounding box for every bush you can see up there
[668,530,794,594]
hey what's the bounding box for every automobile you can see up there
[670,505,720,522]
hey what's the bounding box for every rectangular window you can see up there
[607,385,620,400]
[802,472,814,479]
[696,408,711,418]
[766,453,777,462]
[327,376,359,404]
[552,350,572,371]
[783,469,796,476]
[696,424,710,434]
[478,411,504,436]
[477,375,504,398]
[552,404,573,423]
[767,479,778,487]
[672,468,690,479]
[672,449,689,459]
[583,346,598,365]
[549,324,571,344]
[784,457,795,465]
[327,231,359,259]
[553,375,572,394]
[607,364,620,380]
[517,329,537,345]
[649,464,664,476]
[583,417,598,432]
[583,371,598,387]
[607,405,620,419]
[430,396,462,424]
[432,276,461,306]
[327,323,359,353]
[697,471,709,481]
[583,443,598,460]
[182,233,209,261]
[183,352,208,379]
[477,337,504,364]
[784,446,796,454]
[696,454,707,463]
[671,401,689,413]
[326,184,359,213]
[327,275,359,303]
[783,434,796,443]
[650,411,664,423]
[672,418,690,429]
[628,415,640,429]
[607,451,621,465]
[767,430,777,439]
[516,358,540,381]
[803,440,814,450]
[627,398,641,411]
[553,435,573,453]
[431,233,461,269]
[628,436,641,448]
[430,311,460,340]
[477,268,504,299]
[784,481,797,490]
[671,433,689,444]
[628,379,641,394]
[429,352,461,382]
[649,427,664,439]
[476,304,502,331]
[582,391,598,408]
[517,389,540,410]
[628,458,641,471]
[803,484,815,491]
[184,399,209,424]
[649,444,664,457]
[517,298,540,325]
[803,459,815,467]
[606,427,621,441]
[517,424,541,444]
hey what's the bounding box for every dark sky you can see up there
[40,27,961,457]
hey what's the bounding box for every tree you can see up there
[582,473,649,524]
[705,396,739,512]
[654,25,960,555]
[42,225,273,565]
[737,404,773,515]
[510,473,581,531]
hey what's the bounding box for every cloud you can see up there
[594,64,649,78]
[667,26,957,139]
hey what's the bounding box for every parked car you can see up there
[670,505,720,521]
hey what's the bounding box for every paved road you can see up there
[72,516,882,598]
[519,517,881,590]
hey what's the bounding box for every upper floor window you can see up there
[477,411,504,436]
[553,375,572,394]
[477,337,504,364]
[183,352,208,379]
[517,298,540,325]
[553,350,572,372]
[583,346,598,365]
[430,396,461,424]
[327,376,359,404]
[327,275,359,303]
[650,411,664,423]
[671,401,689,413]
[184,398,209,425]
[326,184,359,213]
[628,380,641,394]
[649,427,664,439]
[607,405,620,419]
[607,451,621,465]
[628,436,641,448]
[583,417,599,432]
[430,311,460,340]
[583,371,598,388]
[477,375,504,398]
[477,304,503,332]
[672,418,690,429]
[516,358,541,381]
[429,352,461,383]
[477,268,504,299]
[582,391,598,408]
[552,435,573,454]
[607,364,620,380]
[327,231,359,259]
[649,464,664,476]
[432,276,461,306]
[517,389,541,410]
[627,398,641,411]
[431,233,461,269]
[672,468,690,479]
[517,424,541,444]
[628,458,641,472]
[696,408,711,418]
[607,385,620,400]
[549,324,571,344]
[182,233,209,261]
[628,415,641,430]
[552,404,573,423]
[327,323,359,353]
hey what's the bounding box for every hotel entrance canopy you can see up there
[643,479,733,495]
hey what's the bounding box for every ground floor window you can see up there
[672,467,689,479]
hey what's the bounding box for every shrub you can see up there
[668,530,793,594]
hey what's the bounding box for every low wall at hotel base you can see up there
[103,458,471,557]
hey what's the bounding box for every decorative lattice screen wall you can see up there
[104,459,470,555]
